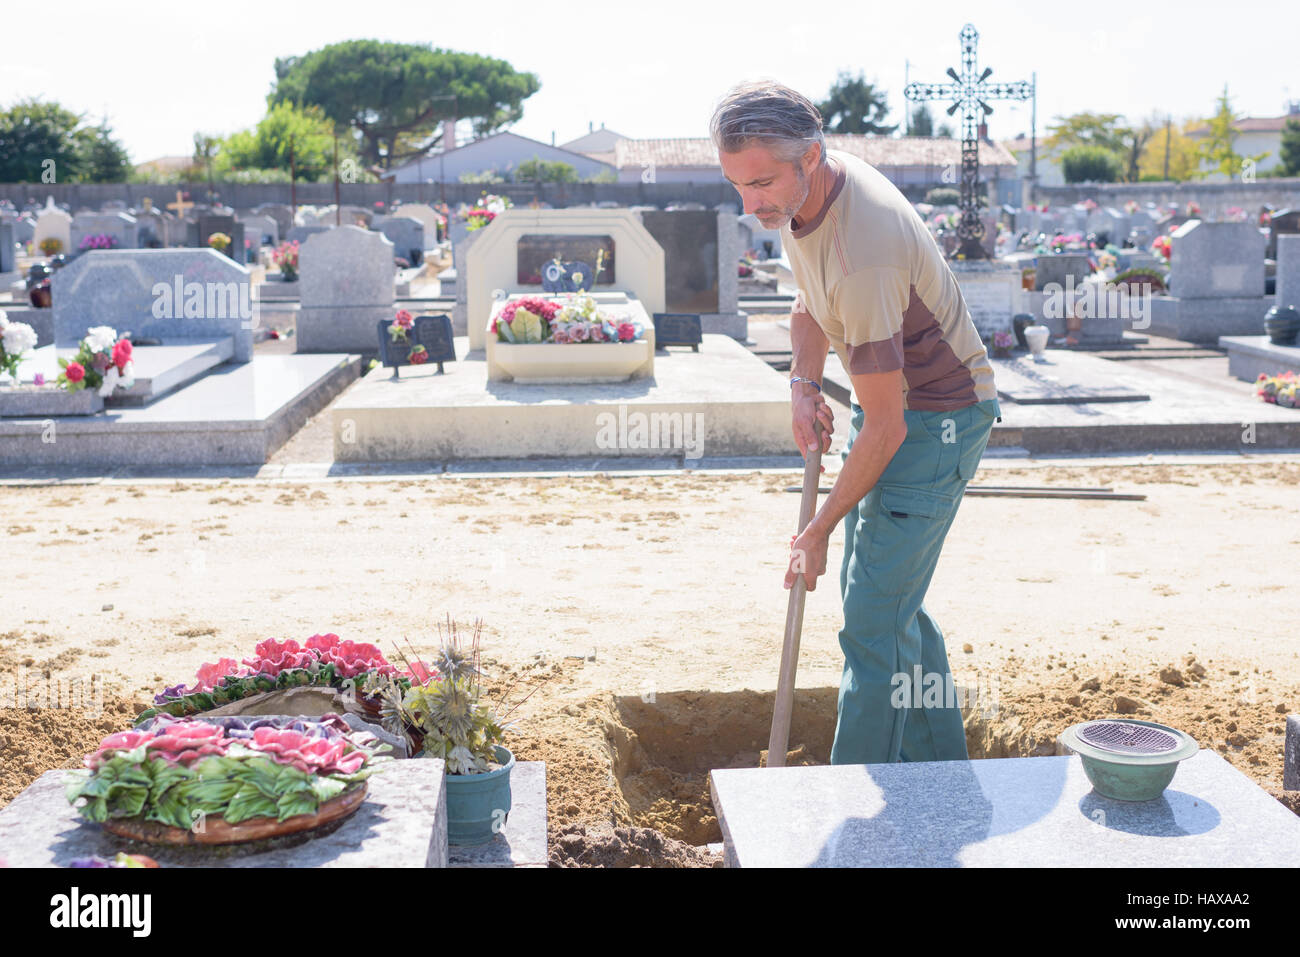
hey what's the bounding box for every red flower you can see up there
[617,322,636,342]
[404,661,440,685]
[409,346,428,365]
[394,309,414,329]
[111,338,132,371]
[65,361,85,383]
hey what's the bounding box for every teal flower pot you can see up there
[444,745,514,845]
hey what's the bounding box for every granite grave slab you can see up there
[297,225,395,353]
[710,749,1300,867]
[992,352,1151,404]
[0,758,448,867]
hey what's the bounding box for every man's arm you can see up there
[790,304,834,455]
[806,369,906,539]
[784,368,906,590]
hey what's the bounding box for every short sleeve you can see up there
[830,266,910,374]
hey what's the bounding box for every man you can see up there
[711,81,1001,765]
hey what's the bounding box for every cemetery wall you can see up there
[1037,178,1300,218]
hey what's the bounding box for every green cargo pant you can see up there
[830,397,1000,765]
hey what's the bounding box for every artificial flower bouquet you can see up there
[491,293,644,345]
[272,239,299,281]
[136,633,433,724]
[78,233,118,252]
[463,192,512,231]
[66,714,386,831]
[1257,371,1298,408]
[0,309,39,382]
[56,326,135,396]
[386,309,430,364]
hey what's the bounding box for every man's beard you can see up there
[756,164,811,230]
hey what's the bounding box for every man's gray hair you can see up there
[710,80,825,164]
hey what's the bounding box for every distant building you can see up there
[558,123,627,166]
[381,131,616,184]
[133,155,195,179]
[1001,135,1067,189]
[1187,105,1300,178]
[587,134,1017,200]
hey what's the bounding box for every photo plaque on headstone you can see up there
[377,314,457,376]
[653,313,703,351]
[516,234,615,285]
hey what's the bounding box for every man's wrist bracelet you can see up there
[790,375,821,393]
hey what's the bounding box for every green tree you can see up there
[1280,117,1300,176]
[76,117,132,182]
[515,155,577,184]
[216,101,344,181]
[1045,111,1128,155]
[271,41,540,170]
[817,72,897,135]
[935,122,954,138]
[1060,144,1122,183]
[1197,85,1269,179]
[910,104,934,137]
[0,98,87,182]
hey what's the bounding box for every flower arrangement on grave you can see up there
[1260,210,1272,227]
[272,239,299,281]
[1185,201,1201,217]
[492,296,558,343]
[550,291,643,344]
[1151,234,1172,262]
[990,331,1015,358]
[1111,268,1167,296]
[78,233,117,251]
[463,192,512,231]
[361,617,509,774]
[1124,200,1140,216]
[39,237,63,256]
[1224,206,1247,223]
[385,308,431,364]
[1256,371,1299,408]
[1080,199,1098,211]
[136,633,429,724]
[206,232,232,253]
[56,326,135,396]
[65,714,386,833]
[739,255,754,278]
[1097,250,1117,274]
[0,310,39,382]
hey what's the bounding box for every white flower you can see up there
[83,326,118,354]
[98,366,119,397]
[118,360,135,390]
[2,321,37,357]
[0,309,8,330]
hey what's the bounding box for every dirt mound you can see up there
[548,823,720,868]
[0,697,143,807]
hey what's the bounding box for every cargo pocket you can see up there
[857,483,957,599]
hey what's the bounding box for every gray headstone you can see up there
[1268,209,1300,261]
[640,210,720,314]
[391,203,442,245]
[51,248,254,361]
[70,211,138,254]
[1086,207,1129,246]
[1034,253,1092,292]
[133,207,167,248]
[297,225,396,352]
[254,203,294,238]
[287,224,331,245]
[1276,235,1300,313]
[371,215,425,263]
[240,214,279,251]
[1169,221,1265,299]
[13,215,35,246]
[450,227,484,335]
[0,222,14,273]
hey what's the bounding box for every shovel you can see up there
[767,420,823,769]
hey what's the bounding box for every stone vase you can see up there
[1024,324,1051,361]
[1263,306,1300,345]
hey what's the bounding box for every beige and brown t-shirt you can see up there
[783,149,996,412]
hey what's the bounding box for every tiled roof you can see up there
[1187,114,1300,137]
[613,135,1016,170]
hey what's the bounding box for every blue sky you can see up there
[5,0,1297,163]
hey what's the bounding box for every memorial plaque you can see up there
[378,314,456,375]
[640,210,720,314]
[653,313,703,351]
[542,260,594,293]
[516,234,615,285]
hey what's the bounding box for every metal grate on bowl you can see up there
[1077,720,1180,755]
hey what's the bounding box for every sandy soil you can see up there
[2,459,1297,864]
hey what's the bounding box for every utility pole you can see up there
[1029,72,1038,206]
[333,135,341,225]
[289,137,296,214]
[1170,116,1180,180]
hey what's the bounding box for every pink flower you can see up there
[111,338,132,371]
[65,362,85,383]
[570,323,590,342]
[404,661,440,685]
[246,727,365,774]
[146,722,230,765]
[86,730,156,768]
[243,637,313,676]
[394,309,414,330]
[33,373,45,386]
[193,657,243,692]
[617,322,636,342]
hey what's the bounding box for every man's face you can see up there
[719,143,815,230]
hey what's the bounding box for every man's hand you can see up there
[792,386,834,470]
[785,524,829,591]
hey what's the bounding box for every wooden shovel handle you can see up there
[768,420,823,768]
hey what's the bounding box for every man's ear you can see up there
[802,142,823,177]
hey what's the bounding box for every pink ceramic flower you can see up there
[243,637,314,676]
[193,657,244,691]
[85,730,156,768]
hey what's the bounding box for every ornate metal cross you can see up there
[905,23,1032,259]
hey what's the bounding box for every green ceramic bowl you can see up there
[1059,718,1199,802]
